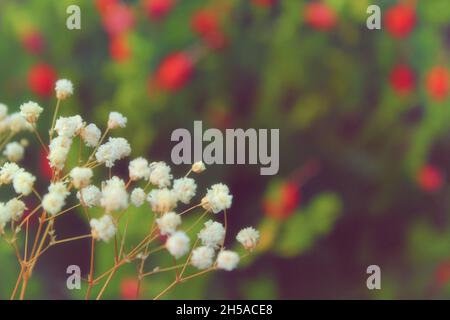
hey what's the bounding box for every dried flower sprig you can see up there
[0,80,260,300]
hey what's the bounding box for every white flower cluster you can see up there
[0,103,33,135]
[90,215,116,242]
[0,198,26,231]
[42,182,70,216]
[201,183,233,214]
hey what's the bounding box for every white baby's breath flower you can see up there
[192,161,206,173]
[12,171,35,196]
[54,115,84,138]
[20,101,43,124]
[48,182,70,197]
[166,231,190,259]
[77,185,101,208]
[90,215,117,242]
[201,183,232,214]
[128,157,150,181]
[7,113,32,133]
[70,167,93,189]
[173,177,197,204]
[108,112,127,129]
[147,188,177,213]
[6,198,26,221]
[3,142,24,162]
[236,227,260,251]
[216,250,239,271]
[100,177,129,213]
[0,163,22,185]
[80,123,101,148]
[131,188,146,207]
[95,137,131,168]
[0,203,11,230]
[55,79,73,100]
[149,161,172,188]
[191,246,215,270]
[42,192,65,216]
[0,103,8,121]
[198,220,225,248]
[156,211,181,235]
[48,136,72,170]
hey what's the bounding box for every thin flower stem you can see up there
[153,280,178,300]
[10,267,24,300]
[86,128,109,163]
[32,126,49,154]
[49,99,61,141]
[85,237,96,300]
[0,132,14,151]
[44,204,80,222]
[52,234,92,245]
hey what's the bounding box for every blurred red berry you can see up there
[389,64,415,95]
[21,31,45,56]
[144,0,174,21]
[109,35,131,62]
[120,278,139,300]
[191,9,219,37]
[102,3,135,36]
[435,260,450,286]
[304,2,337,31]
[426,66,449,101]
[263,181,301,220]
[155,52,193,91]
[40,150,53,180]
[28,63,57,98]
[384,4,416,38]
[95,0,118,15]
[251,0,276,7]
[417,165,444,193]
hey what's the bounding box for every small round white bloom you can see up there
[48,136,72,171]
[236,227,260,251]
[129,157,150,181]
[48,181,70,197]
[7,113,33,132]
[77,185,101,208]
[216,250,239,271]
[70,167,93,189]
[156,211,181,235]
[149,161,172,188]
[131,188,146,207]
[80,123,101,148]
[3,142,24,162]
[6,198,26,221]
[0,103,8,121]
[166,231,190,259]
[42,192,65,216]
[191,246,215,270]
[0,163,22,185]
[192,161,206,173]
[108,112,127,129]
[12,171,35,196]
[20,101,43,124]
[55,79,74,100]
[0,203,12,229]
[198,220,225,248]
[90,215,117,242]
[173,177,197,204]
[95,137,131,168]
[147,188,177,213]
[54,115,84,138]
[201,183,233,214]
[100,177,129,213]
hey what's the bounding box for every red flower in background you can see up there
[144,0,174,21]
[426,66,449,101]
[21,30,45,56]
[101,3,135,36]
[263,181,301,220]
[155,52,193,91]
[28,63,57,98]
[435,260,450,287]
[389,64,415,95]
[120,278,139,300]
[109,35,131,62]
[95,0,119,15]
[304,2,337,31]
[40,150,53,180]
[385,4,416,38]
[251,0,276,7]
[417,165,444,193]
[191,9,227,50]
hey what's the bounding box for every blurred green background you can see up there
[1,0,450,299]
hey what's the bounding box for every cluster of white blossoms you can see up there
[0,79,261,297]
